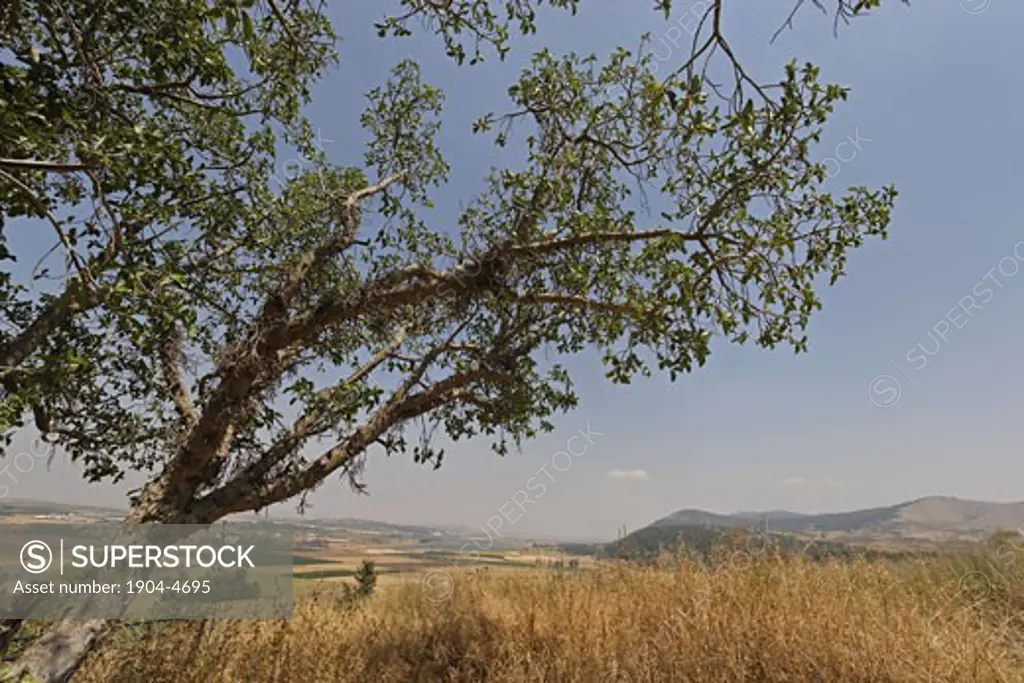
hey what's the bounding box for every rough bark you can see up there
[3,504,207,680]
[1,619,112,683]
[0,619,23,658]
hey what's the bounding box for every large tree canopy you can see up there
[0,1,897,680]
[0,0,335,442]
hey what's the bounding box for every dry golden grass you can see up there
[75,554,1024,682]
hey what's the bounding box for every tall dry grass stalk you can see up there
[76,554,1023,682]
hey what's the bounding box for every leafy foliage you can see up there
[1,1,904,678]
[0,3,898,521]
[0,0,336,472]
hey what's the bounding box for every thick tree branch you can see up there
[0,288,103,381]
[159,325,198,429]
[135,174,409,516]
[195,363,500,516]
[225,327,409,489]
[0,158,99,173]
[269,170,406,314]
[195,314,500,517]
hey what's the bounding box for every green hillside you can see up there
[565,524,922,564]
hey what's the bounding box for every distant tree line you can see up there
[563,524,929,565]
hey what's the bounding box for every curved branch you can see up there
[160,326,199,429]
[195,363,500,517]
[0,158,99,173]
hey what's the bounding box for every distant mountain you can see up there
[563,523,903,564]
[0,497,126,517]
[650,509,752,528]
[648,496,1024,541]
[732,510,808,520]
[258,516,470,541]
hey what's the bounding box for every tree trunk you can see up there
[1,619,112,682]
[0,618,23,658]
[3,486,222,681]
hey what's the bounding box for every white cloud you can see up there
[782,476,809,488]
[607,469,649,480]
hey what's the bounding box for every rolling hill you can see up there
[562,523,909,563]
[560,496,1024,561]
[649,496,1024,542]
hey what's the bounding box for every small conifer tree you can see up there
[353,560,378,598]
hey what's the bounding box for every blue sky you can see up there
[9,0,1024,541]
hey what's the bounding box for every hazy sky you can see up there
[7,0,1024,541]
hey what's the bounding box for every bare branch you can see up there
[266,0,299,44]
[0,158,99,173]
[0,167,93,286]
[225,327,410,488]
[197,362,499,516]
[160,326,199,429]
[266,170,407,316]
[150,171,410,506]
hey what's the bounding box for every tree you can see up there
[0,0,336,460]
[352,560,378,598]
[2,1,898,680]
[1,0,336,668]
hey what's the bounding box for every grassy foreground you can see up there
[75,553,1024,682]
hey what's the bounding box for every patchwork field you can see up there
[0,502,593,597]
[290,534,595,595]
